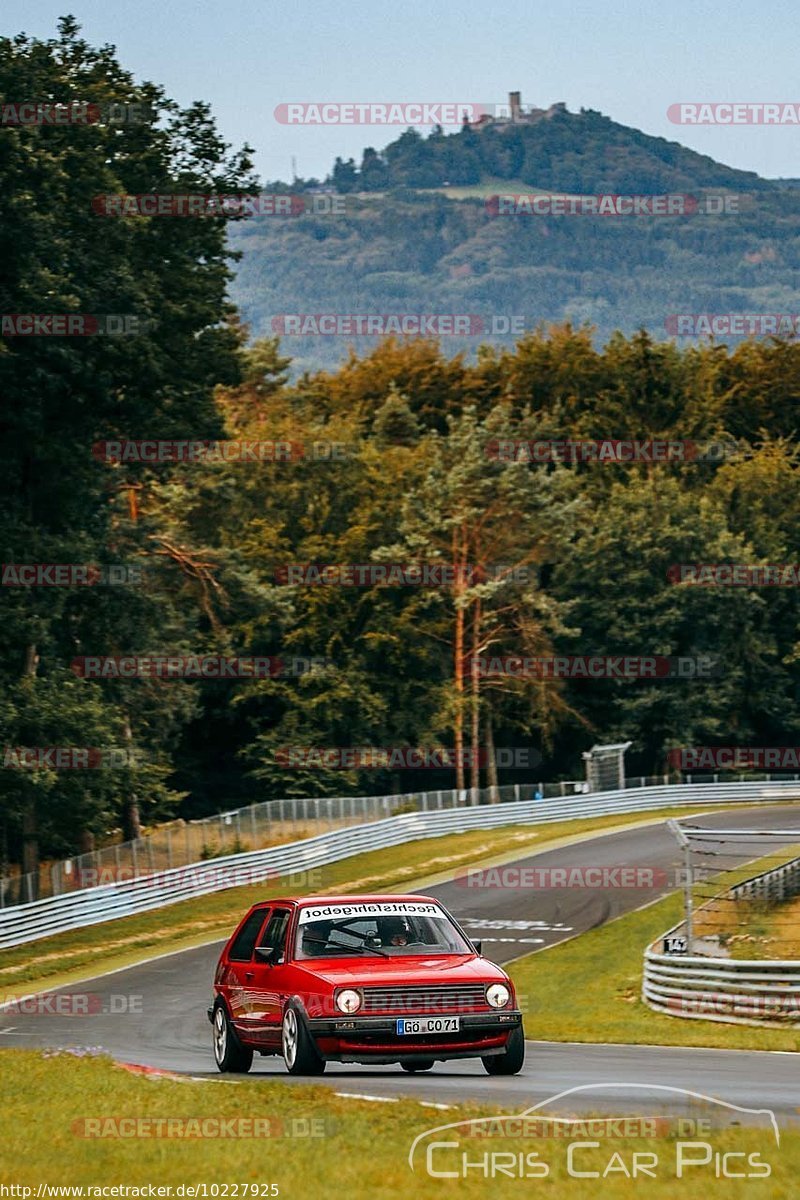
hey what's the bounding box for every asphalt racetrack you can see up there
[3,804,799,1122]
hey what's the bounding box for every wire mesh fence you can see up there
[1,777,592,906]
[4,770,798,908]
[667,821,800,959]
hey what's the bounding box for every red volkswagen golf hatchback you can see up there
[209,895,524,1075]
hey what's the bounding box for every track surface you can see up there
[2,805,799,1121]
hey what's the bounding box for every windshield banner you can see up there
[298,901,446,924]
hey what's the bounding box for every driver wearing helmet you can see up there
[380,916,410,948]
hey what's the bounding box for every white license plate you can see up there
[396,1016,460,1035]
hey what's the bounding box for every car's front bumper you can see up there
[307,1009,523,1064]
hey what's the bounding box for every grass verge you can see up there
[0,1050,796,1198]
[508,890,800,1052]
[1,805,706,998]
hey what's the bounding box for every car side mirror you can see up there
[472,939,483,955]
[254,945,277,964]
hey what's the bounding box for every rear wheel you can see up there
[212,1003,253,1073]
[401,1060,435,1072]
[282,1003,326,1076]
[482,1026,525,1076]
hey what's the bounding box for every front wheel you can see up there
[282,1003,326,1076]
[482,1026,525,1076]
[212,1003,253,1073]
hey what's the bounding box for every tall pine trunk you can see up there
[470,601,481,802]
[121,713,142,840]
[453,528,465,791]
[21,643,40,898]
[485,708,499,803]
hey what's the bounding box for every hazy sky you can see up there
[4,1,800,183]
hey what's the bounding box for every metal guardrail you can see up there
[730,858,800,905]
[0,779,590,906]
[644,852,800,1027]
[2,777,799,950]
[5,770,797,906]
[643,950,800,1026]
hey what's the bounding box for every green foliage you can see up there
[3,22,800,881]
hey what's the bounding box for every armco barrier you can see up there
[2,778,799,950]
[643,948,800,1027]
[644,854,800,1027]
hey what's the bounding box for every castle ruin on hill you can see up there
[468,92,567,130]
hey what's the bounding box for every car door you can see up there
[243,906,293,1046]
[224,906,270,1029]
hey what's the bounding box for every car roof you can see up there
[251,893,439,908]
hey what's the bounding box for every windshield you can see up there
[294,904,473,959]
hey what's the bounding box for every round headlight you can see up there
[486,983,511,1009]
[336,988,363,1014]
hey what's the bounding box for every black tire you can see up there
[401,1059,435,1072]
[212,1002,253,1073]
[282,1002,326,1075]
[482,1026,525,1075]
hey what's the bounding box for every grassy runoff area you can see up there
[507,887,800,1052]
[0,1050,796,1199]
[0,804,702,997]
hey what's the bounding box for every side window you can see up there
[258,908,291,962]
[229,909,268,962]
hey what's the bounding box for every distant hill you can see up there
[321,102,773,195]
[229,103,800,374]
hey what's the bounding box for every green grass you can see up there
[509,890,800,1052]
[0,1051,796,1198]
[687,844,800,959]
[0,805,708,998]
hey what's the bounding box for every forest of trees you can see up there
[2,21,800,881]
[237,123,800,376]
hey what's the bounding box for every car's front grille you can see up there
[361,984,489,1014]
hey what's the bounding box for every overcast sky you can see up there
[4,1,799,183]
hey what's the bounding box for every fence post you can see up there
[683,841,694,951]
